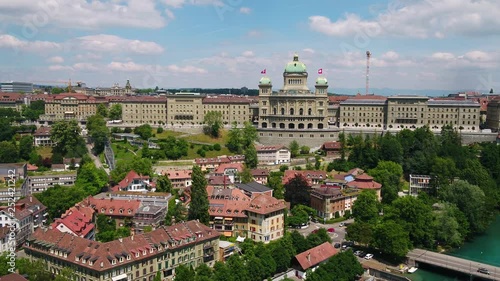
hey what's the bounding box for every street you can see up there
[293,219,353,245]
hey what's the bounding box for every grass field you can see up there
[182,144,232,160]
[180,130,229,144]
[111,141,142,161]
[37,146,53,158]
[153,129,184,139]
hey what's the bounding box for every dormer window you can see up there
[127,255,131,260]
[143,250,146,255]
[89,261,94,266]
[63,253,67,258]
[119,209,123,214]
[82,259,86,264]
[112,259,116,265]
[109,208,114,214]
[149,248,153,253]
[128,209,132,214]
[119,257,123,262]
[75,256,80,262]
[101,208,105,213]
[135,252,139,258]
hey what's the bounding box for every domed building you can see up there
[257,54,330,133]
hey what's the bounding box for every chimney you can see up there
[307,252,311,262]
[119,238,122,242]
[30,196,32,203]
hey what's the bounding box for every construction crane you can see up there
[32,79,83,93]
[366,51,371,95]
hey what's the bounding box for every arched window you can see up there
[290,108,294,115]
[281,108,285,115]
[299,108,304,115]
[308,123,313,129]
[288,123,295,129]
[279,123,285,129]
[272,123,277,128]
[298,123,304,129]
[273,108,277,115]
[261,122,267,128]
[308,108,312,115]
[318,123,324,129]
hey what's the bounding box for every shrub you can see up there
[213,143,221,151]
[197,149,206,157]
[157,127,164,133]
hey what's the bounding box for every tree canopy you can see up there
[188,165,210,224]
[203,111,223,138]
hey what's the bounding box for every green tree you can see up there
[226,255,251,281]
[51,87,65,94]
[195,263,213,281]
[267,171,284,199]
[289,140,300,158]
[0,118,14,142]
[226,122,243,153]
[134,124,153,140]
[284,174,311,208]
[156,174,173,193]
[109,104,122,120]
[373,220,411,259]
[290,230,310,253]
[212,261,234,281]
[352,190,380,223]
[239,167,254,183]
[378,133,403,164]
[165,200,187,225]
[111,157,153,182]
[188,165,209,224]
[96,103,108,117]
[368,161,403,204]
[203,111,223,138]
[244,144,258,168]
[300,145,310,155]
[153,271,161,281]
[51,119,82,156]
[346,222,374,246]
[34,185,88,220]
[242,121,258,147]
[433,203,467,247]
[18,135,34,160]
[0,141,18,163]
[306,250,364,281]
[174,264,195,281]
[76,162,108,195]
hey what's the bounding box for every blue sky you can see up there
[0,0,499,94]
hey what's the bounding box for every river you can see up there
[408,215,500,281]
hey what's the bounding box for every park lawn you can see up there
[37,146,53,158]
[181,144,233,160]
[111,142,142,161]
[180,130,229,144]
[153,129,184,139]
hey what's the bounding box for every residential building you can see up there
[26,171,77,193]
[0,92,27,110]
[0,81,33,93]
[51,164,66,172]
[250,169,269,185]
[283,170,327,186]
[218,240,236,262]
[292,242,338,279]
[207,175,232,189]
[195,155,245,172]
[133,204,168,233]
[409,174,432,196]
[163,170,192,189]
[346,173,382,200]
[310,185,360,218]
[0,163,28,203]
[206,186,286,243]
[94,192,172,209]
[33,126,53,147]
[0,227,12,253]
[0,196,47,247]
[111,170,151,192]
[51,204,95,240]
[63,158,81,170]
[256,145,291,165]
[213,163,244,183]
[320,141,341,157]
[24,220,220,281]
[80,196,141,228]
[235,181,273,197]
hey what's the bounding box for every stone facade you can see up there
[486,98,500,131]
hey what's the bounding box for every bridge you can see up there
[407,249,500,280]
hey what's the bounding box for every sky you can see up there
[0,0,499,94]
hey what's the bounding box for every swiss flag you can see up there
[318,68,323,75]
[261,69,266,74]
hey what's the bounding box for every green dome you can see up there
[259,76,272,85]
[316,77,328,85]
[284,54,307,73]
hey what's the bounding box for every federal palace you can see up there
[1,53,497,146]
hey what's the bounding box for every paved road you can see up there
[293,219,354,245]
[408,249,500,280]
[86,144,110,175]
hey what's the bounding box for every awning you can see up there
[214,217,223,220]
[112,274,128,281]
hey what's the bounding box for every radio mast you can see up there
[366,51,371,95]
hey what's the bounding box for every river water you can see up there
[408,215,500,281]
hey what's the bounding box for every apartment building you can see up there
[202,95,254,125]
[26,172,77,193]
[24,220,220,281]
[111,170,151,192]
[256,145,291,165]
[116,96,167,125]
[166,93,204,126]
[0,92,27,110]
[33,126,53,147]
[207,186,286,243]
[283,170,328,186]
[0,163,28,203]
[195,155,245,172]
[41,93,104,123]
[51,204,96,240]
[163,170,192,189]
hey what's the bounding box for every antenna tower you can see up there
[366,51,371,95]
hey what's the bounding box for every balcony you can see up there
[203,254,214,263]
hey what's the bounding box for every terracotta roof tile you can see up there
[294,242,338,270]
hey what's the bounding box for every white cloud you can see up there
[0,34,61,52]
[73,34,164,55]
[108,61,148,72]
[107,61,206,74]
[309,0,500,38]
[246,30,262,37]
[75,53,102,61]
[431,52,455,61]
[381,51,399,61]
[163,0,222,8]
[73,63,98,71]
[0,0,167,29]
[47,56,64,64]
[166,65,207,74]
[242,51,254,57]
[239,7,251,14]
[302,48,315,54]
[48,65,73,71]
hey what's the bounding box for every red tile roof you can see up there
[202,95,253,104]
[256,145,287,152]
[207,175,231,186]
[328,96,349,104]
[352,93,387,100]
[322,141,341,150]
[0,273,29,281]
[283,170,327,185]
[251,169,269,177]
[26,220,218,272]
[27,163,38,171]
[295,242,338,271]
[214,163,244,174]
[34,126,51,136]
[246,193,286,215]
[112,170,149,191]
[346,173,382,190]
[164,170,192,180]
[51,205,95,237]
[347,168,364,176]
[0,93,25,102]
[81,196,141,217]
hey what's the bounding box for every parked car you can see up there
[327,228,335,233]
[339,222,345,227]
[477,268,490,275]
[364,253,374,260]
[354,250,362,256]
[334,243,341,248]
